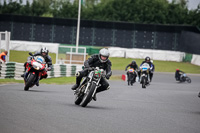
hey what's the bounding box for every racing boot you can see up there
[71,84,79,90]
[71,76,82,90]
[36,79,39,86]
[21,74,24,77]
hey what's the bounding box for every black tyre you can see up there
[141,77,146,88]
[24,73,36,91]
[186,77,191,83]
[80,82,96,107]
[75,94,83,105]
[74,86,85,105]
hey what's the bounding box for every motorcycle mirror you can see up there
[29,52,33,56]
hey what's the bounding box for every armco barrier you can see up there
[0,62,83,80]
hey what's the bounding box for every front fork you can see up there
[83,76,101,98]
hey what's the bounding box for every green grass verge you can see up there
[10,50,57,64]
[0,75,121,85]
[110,57,200,74]
[1,50,199,84]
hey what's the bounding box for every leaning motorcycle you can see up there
[74,67,104,107]
[127,68,137,86]
[140,63,150,88]
[24,53,46,91]
[179,73,191,83]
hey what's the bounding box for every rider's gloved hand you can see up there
[45,67,51,71]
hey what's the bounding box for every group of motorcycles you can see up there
[22,53,105,107]
[126,63,192,89]
[127,63,151,89]
[22,53,195,108]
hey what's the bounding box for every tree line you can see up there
[0,0,200,26]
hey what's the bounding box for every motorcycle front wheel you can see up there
[141,76,146,88]
[24,73,36,91]
[186,77,191,83]
[80,82,96,107]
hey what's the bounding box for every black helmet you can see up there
[145,56,150,62]
[131,60,136,65]
[98,48,110,63]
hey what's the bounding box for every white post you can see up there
[75,0,81,53]
[6,31,10,62]
[56,45,59,64]
[0,32,1,54]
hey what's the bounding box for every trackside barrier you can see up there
[0,62,83,80]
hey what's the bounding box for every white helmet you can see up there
[98,48,110,63]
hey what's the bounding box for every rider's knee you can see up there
[75,71,80,77]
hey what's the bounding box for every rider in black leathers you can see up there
[71,48,112,101]
[125,60,138,83]
[138,56,154,82]
[175,69,184,81]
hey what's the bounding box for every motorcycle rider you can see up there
[0,51,8,63]
[175,69,184,81]
[138,56,154,82]
[71,48,112,101]
[125,60,138,83]
[21,47,52,86]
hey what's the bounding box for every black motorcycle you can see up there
[127,68,137,86]
[74,67,105,107]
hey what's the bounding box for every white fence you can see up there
[0,31,10,62]
[108,47,185,62]
[0,62,83,80]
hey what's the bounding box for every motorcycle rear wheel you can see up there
[75,94,83,105]
[74,87,85,105]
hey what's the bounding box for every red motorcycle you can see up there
[24,53,46,91]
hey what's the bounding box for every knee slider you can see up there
[106,86,110,90]
[75,72,80,77]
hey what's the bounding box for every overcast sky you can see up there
[168,0,200,10]
[1,0,200,10]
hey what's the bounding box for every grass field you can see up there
[1,50,199,84]
[110,57,200,73]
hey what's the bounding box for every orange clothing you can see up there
[0,52,7,62]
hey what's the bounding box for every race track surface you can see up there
[0,73,200,133]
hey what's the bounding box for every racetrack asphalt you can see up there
[0,72,200,133]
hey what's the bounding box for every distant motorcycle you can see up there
[74,67,105,107]
[179,73,191,83]
[127,68,137,86]
[140,63,150,88]
[24,53,46,91]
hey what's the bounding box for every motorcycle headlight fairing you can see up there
[32,62,43,70]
